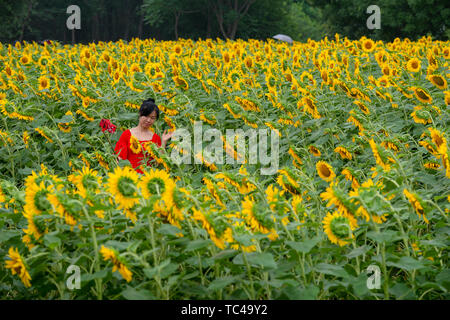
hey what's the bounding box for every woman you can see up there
[114,98,174,173]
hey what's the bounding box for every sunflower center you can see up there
[330,217,350,239]
[432,76,444,86]
[33,215,48,234]
[147,177,165,195]
[34,190,51,212]
[320,165,331,177]
[82,175,98,190]
[117,177,137,197]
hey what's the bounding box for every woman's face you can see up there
[139,110,157,129]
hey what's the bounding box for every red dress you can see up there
[114,129,162,174]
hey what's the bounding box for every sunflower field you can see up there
[0,36,449,300]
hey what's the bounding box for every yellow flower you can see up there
[334,146,352,160]
[23,131,30,148]
[308,145,321,157]
[429,127,447,155]
[369,139,391,171]
[38,75,50,91]
[322,211,355,246]
[241,196,278,241]
[361,39,376,52]
[69,166,102,199]
[320,182,358,228]
[316,161,336,182]
[129,135,142,154]
[35,127,53,143]
[138,169,174,199]
[427,74,447,90]
[341,168,360,189]
[411,86,432,104]
[100,245,132,282]
[107,166,140,210]
[406,58,421,72]
[403,189,428,223]
[5,247,32,287]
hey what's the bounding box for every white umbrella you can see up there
[272,34,293,44]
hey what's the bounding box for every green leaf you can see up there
[435,269,450,291]
[366,230,401,243]
[43,234,61,249]
[232,252,277,269]
[212,249,237,261]
[314,263,349,278]
[286,237,321,253]
[345,245,371,259]
[157,224,182,236]
[121,286,155,300]
[81,269,108,282]
[0,230,19,242]
[283,284,320,300]
[208,276,236,291]
[185,239,211,252]
[386,256,427,271]
[389,283,416,299]
[246,252,277,269]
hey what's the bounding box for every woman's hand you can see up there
[161,129,175,148]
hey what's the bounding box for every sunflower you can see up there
[100,245,132,282]
[322,211,355,246]
[173,75,189,90]
[24,181,54,216]
[192,207,228,249]
[403,189,428,223]
[334,146,352,160]
[411,86,432,104]
[107,166,140,210]
[241,196,278,241]
[277,169,300,195]
[369,139,391,171]
[316,161,336,182]
[429,127,447,154]
[424,161,440,170]
[138,169,174,200]
[320,182,358,228]
[38,75,50,91]
[23,131,30,148]
[244,56,254,69]
[361,39,376,52]
[308,145,321,157]
[406,58,421,72]
[445,91,450,106]
[129,135,141,154]
[411,106,432,125]
[5,247,32,287]
[341,168,360,189]
[419,141,440,157]
[20,54,32,65]
[353,100,370,115]
[95,152,109,170]
[288,147,302,168]
[68,166,102,199]
[265,184,286,213]
[427,74,447,90]
[35,127,53,143]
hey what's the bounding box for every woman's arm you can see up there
[161,129,175,149]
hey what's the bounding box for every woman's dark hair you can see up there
[139,98,159,119]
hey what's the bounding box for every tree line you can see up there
[0,0,448,43]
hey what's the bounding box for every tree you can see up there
[210,0,256,39]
